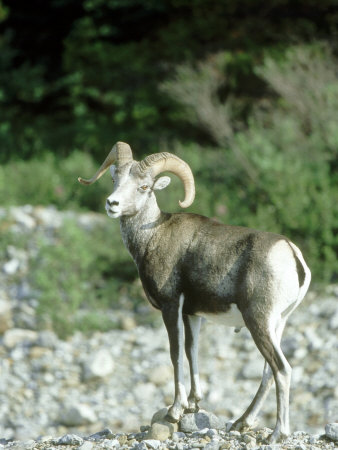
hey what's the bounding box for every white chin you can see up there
[106,209,120,219]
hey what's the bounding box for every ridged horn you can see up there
[138,152,195,208]
[78,142,133,185]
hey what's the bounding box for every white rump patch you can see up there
[197,304,246,329]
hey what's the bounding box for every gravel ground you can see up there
[0,206,337,449]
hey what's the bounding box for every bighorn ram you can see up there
[78,142,311,443]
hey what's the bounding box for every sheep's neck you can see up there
[119,195,164,265]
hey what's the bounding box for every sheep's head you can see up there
[78,142,195,218]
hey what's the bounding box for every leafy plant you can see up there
[32,218,139,337]
[162,43,338,282]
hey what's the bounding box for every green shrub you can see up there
[0,151,112,211]
[0,214,141,337]
[162,43,338,282]
[33,218,141,337]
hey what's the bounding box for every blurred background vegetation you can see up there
[0,0,337,334]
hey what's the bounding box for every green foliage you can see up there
[162,43,338,282]
[1,0,336,160]
[0,151,112,211]
[0,1,337,337]
[34,219,129,337]
[0,215,139,337]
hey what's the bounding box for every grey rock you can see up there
[82,348,114,380]
[2,328,38,348]
[325,423,338,442]
[9,206,36,230]
[204,442,220,450]
[329,311,338,329]
[206,429,218,438]
[142,439,161,449]
[101,439,120,449]
[259,445,281,450]
[172,432,186,442]
[57,434,84,445]
[174,444,184,450]
[34,206,63,229]
[3,259,20,275]
[78,442,94,450]
[88,428,115,441]
[229,430,241,437]
[58,404,97,426]
[179,410,222,433]
[308,434,320,444]
[147,365,172,386]
[37,330,58,348]
[132,442,147,450]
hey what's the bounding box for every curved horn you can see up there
[78,142,133,185]
[139,152,195,208]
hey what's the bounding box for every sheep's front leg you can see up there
[162,294,188,423]
[183,314,202,412]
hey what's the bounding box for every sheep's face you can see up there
[105,163,170,218]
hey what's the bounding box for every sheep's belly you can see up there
[197,304,246,329]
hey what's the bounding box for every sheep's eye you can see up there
[112,178,115,184]
[140,185,148,191]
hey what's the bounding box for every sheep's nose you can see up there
[107,199,119,207]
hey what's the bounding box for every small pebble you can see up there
[57,433,84,445]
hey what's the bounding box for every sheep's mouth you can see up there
[105,204,120,218]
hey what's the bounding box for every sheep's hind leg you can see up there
[162,294,188,423]
[183,314,202,412]
[231,361,273,431]
[231,319,286,432]
[241,315,291,443]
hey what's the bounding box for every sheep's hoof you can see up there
[164,405,183,423]
[267,429,288,443]
[184,399,200,413]
[230,418,254,432]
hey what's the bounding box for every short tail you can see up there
[289,242,312,301]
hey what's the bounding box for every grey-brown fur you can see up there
[79,145,311,444]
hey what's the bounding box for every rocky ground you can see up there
[0,206,337,449]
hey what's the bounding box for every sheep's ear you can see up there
[153,176,171,191]
[109,165,116,177]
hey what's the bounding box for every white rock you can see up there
[3,328,38,348]
[3,259,20,275]
[83,348,114,380]
[78,442,94,450]
[147,365,172,386]
[34,206,63,228]
[58,404,97,426]
[142,439,161,449]
[9,207,36,230]
[329,311,338,330]
[325,422,338,442]
[103,439,120,449]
